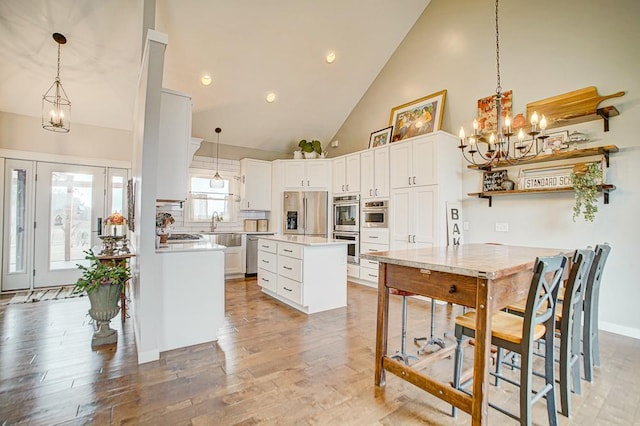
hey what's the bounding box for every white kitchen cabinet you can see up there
[332,153,360,194]
[157,88,192,201]
[282,160,330,190]
[240,158,271,210]
[258,237,347,314]
[225,245,244,276]
[390,186,437,250]
[390,133,441,189]
[359,228,389,284]
[360,146,389,200]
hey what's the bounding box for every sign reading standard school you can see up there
[519,173,572,190]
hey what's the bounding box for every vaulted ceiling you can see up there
[0,0,430,154]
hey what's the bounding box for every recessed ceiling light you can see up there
[201,75,212,86]
[266,92,276,103]
[326,52,336,64]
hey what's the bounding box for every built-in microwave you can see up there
[362,200,388,228]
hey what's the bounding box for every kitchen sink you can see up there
[204,233,242,247]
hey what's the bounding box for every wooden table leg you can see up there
[375,263,389,387]
[471,277,492,426]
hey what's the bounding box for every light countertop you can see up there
[156,235,226,253]
[258,234,350,246]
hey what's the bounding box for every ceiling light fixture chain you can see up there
[42,32,71,133]
[457,0,546,170]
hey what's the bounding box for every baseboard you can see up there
[137,349,160,364]
[599,321,640,340]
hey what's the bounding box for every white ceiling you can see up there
[0,0,431,154]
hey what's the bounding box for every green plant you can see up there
[298,139,322,155]
[570,162,602,222]
[74,250,131,295]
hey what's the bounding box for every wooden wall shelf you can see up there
[468,184,615,207]
[467,144,619,171]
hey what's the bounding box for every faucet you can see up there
[210,211,220,232]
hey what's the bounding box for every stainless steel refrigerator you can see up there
[283,191,328,237]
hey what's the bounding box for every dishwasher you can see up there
[245,235,259,277]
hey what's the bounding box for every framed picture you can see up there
[477,90,513,133]
[544,130,569,152]
[368,126,393,149]
[389,89,447,142]
[127,179,135,232]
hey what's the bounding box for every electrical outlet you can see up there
[495,222,509,232]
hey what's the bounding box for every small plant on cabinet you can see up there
[570,162,603,222]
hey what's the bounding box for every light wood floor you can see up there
[1,279,639,425]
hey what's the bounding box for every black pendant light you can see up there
[213,127,223,181]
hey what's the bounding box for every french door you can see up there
[2,160,127,291]
[33,162,107,287]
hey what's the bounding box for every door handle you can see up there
[408,177,411,185]
[283,266,293,270]
[97,218,102,236]
[407,235,411,243]
[369,189,373,196]
[346,184,349,191]
[412,235,416,243]
[375,188,378,196]
[307,180,310,186]
[413,176,416,184]
[301,180,304,187]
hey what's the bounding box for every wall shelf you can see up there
[467,144,619,171]
[468,184,616,207]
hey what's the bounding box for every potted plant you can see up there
[298,139,323,159]
[74,249,131,346]
[570,162,602,222]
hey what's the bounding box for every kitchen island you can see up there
[257,235,348,314]
[156,235,226,352]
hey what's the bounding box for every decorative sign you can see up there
[519,173,572,190]
[482,170,509,192]
[446,202,463,246]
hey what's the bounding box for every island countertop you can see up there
[155,235,226,253]
[258,234,349,246]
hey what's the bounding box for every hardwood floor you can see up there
[1,279,639,425]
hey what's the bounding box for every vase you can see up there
[159,233,168,244]
[304,151,318,159]
[87,281,122,346]
[293,150,303,159]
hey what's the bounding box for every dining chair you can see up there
[582,243,611,382]
[504,249,594,417]
[452,254,567,426]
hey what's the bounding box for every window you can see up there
[186,171,238,223]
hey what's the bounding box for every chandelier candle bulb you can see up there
[459,127,467,146]
[540,115,548,131]
[473,118,479,135]
[504,115,511,134]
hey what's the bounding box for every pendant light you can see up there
[42,33,71,133]
[213,127,223,181]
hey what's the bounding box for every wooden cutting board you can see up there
[526,86,624,125]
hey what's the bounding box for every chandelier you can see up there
[458,0,547,169]
[42,33,71,133]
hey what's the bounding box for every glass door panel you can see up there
[34,163,106,287]
[2,159,35,291]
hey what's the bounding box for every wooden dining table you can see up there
[360,243,570,426]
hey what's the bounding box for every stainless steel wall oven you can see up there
[333,195,359,232]
[332,231,360,265]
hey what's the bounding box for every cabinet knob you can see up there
[448,285,456,294]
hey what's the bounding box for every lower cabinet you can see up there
[257,238,347,314]
[359,228,389,285]
[225,246,244,276]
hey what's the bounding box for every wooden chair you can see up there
[504,249,594,417]
[452,254,567,426]
[583,243,611,382]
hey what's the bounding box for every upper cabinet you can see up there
[361,146,389,200]
[332,153,360,195]
[282,160,331,190]
[240,158,272,210]
[389,132,460,189]
[157,89,192,201]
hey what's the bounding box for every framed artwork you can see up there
[389,89,447,142]
[544,130,569,152]
[477,90,513,133]
[127,179,135,232]
[368,126,393,148]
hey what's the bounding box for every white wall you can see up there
[333,0,640,338]
[0,111,132,162]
